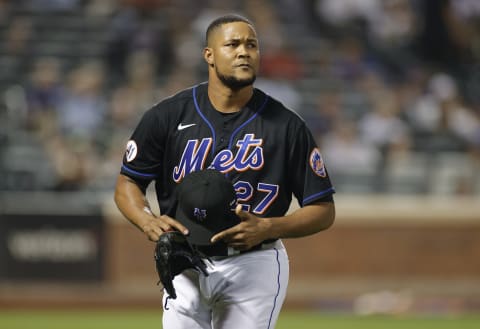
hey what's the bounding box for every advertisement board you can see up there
[0,213,104,281]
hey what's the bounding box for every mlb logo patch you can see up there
[309,148,327,177]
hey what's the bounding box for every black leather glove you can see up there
[154,231,209,299]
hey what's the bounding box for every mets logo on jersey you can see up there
[125,140,138,162]
[309,148,327,177]
[193,208,207,222]
[172,134,264,182]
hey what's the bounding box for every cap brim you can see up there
[175,207,240,246]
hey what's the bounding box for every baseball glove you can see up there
[154,231,209,299]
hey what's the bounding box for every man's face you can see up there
[205,22,260,90]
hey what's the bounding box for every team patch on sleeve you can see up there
[309,148,327,177]
[125,140,138,162]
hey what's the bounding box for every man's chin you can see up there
[217,72,256,90]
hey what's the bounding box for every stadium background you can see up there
[1,0,480,324]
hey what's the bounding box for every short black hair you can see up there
[205,14,254,46]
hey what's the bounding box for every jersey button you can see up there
[220,138,225,143]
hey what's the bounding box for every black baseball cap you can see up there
[175,169,240,245]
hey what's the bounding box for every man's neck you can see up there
[207,81,254,114]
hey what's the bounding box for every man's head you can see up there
[204,14,259,90]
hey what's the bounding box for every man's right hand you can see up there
[142,215,189,242]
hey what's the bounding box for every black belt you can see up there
[194,239,278,258]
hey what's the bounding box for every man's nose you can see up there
[237,44,249,57]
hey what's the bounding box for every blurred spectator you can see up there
[4,16,33,56]
[305,90,343,139]
[313,0,381,38]
[367,0,417,48]
[322,120,381,174]
[406,72,480,151]
[56,60,107,139]
[114,50,159,111]
[103,50,158,150]
[273,0,314,34]
[255,77,302,111]
[443,99,480,148]
[321,120,382,193]
[331,36,377,83]
[416,0,474,73]
[358,89,411,155]
[447,0,480,106]
[366,0,420,78]
[45,134,97,190]
[260,42,304,81]
[315,0,380,27]
[104,1,174,82]
[24,57,65,136]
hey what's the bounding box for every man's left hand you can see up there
[210,205,272,250]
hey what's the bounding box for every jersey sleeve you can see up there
[288,122,335,206]
[120,106,165,187]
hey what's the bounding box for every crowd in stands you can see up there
[1,0,479,195]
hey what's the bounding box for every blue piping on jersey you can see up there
[193,85,217,153]
[228,93,269,150]
[121,165,158,178]
[192,85,269,170]
[302,187,336,206]
[267,248,281,329]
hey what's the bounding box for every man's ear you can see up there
[204,48,214,67]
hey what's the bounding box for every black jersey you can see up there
[120,82,334,218]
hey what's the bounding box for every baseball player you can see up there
[114,14,335,329]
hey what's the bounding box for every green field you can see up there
[0,310,479,329]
